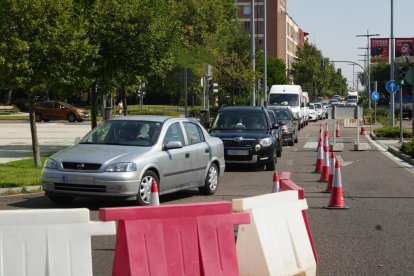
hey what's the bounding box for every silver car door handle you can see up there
[205,148,210,153]
[185,152,190,158]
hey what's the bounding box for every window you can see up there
[243,6,251,15]
[243,21,250,30]
[163,122,185,145]
[184,122,204,145]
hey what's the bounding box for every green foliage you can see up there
[373,126,412,138]
[0,157,49,188]
[400,138,414,156]
[291,41,347,100]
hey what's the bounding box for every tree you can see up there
[292,41,346,100]
[0,0,96,167]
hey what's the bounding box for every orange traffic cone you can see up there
[335,120,341,137]
[360,127,366,135]
[149,179,160,205]
[272,171,280,193]
[322,152,335,193]
[314,137,324,173]
[320,131,330,181]
[324,160,350,209]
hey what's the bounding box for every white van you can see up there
[302,92,310,126]
[268,85,305,129]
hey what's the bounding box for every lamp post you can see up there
[250,0,256,106]
[356,31,380,109]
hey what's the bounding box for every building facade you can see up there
[235,0,307,72]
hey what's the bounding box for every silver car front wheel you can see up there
[199,163,218,195]
[137,170,159,206]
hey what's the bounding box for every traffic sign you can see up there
[371,91,379,101]
[386,80,399,93]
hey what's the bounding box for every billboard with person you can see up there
[370,38,389,63]
[395,38,414,65]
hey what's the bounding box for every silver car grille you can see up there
[62,162,101,170]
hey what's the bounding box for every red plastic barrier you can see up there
[99,202,250,276]
[279,172,318,264]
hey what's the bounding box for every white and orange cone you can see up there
[319,131,330,181]
[335,120,341,137]
[272,171,280,193]
[324,160,350,209]
[322,152,335,193]
[314,137,324,173]
[149,179,160,206]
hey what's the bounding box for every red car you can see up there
[34,101,89,122]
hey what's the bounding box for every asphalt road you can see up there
[1,120,414,275]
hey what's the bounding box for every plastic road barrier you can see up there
[99,201,250,276]
[233,190,316,276]
[0,208,116,276]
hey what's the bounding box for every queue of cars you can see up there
[39,98,322,205]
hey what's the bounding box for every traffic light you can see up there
[337,68,342,75]
[398,66,407,86]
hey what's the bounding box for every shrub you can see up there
[373,126,412,138]
[400,138,414,156]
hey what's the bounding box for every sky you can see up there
[287,0,414,91]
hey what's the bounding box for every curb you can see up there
[370,133,414,166]
[388,147,414,166]
[0,185,43,196]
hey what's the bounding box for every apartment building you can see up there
[235,0,307,71]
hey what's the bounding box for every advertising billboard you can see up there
[370,38,389,63]
[395,38,414,65]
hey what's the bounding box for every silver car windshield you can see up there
[80,120,162,146]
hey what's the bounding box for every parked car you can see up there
[34,101,89,122]
[41,116,225,205]
[309,103,318,122]
[209,106,279,171]
[268,106,299,146]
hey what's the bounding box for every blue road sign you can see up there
[371,91,379,101]
[386,80,399,93]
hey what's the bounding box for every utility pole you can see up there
[263,0,267,106]
[390,0,395,126]
[356,31,380,109]
[250,0,256,106]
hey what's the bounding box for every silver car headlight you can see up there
[44,159,58,169]
[106,162,137,172]
[259,137,273,147]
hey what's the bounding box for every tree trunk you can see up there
[90,81,98,129]
[121,85,127,115]
[6,89,12,105]
[28,93,42,167]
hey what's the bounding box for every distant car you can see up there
[209,106,279,171]
[41,116,225,205]
[265,108,283,156]
[35,101,89,122]
[347,99,358,106]
[312,102,324,119]
[268,106,299,146]
[309,104,318,122]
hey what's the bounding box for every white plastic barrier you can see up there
[0,208,116,276]
[233,191,316,276]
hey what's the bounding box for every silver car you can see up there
[41,115,225,205]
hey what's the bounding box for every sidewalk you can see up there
[369,132,414,166]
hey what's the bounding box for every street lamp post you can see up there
[356,31,380,109]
